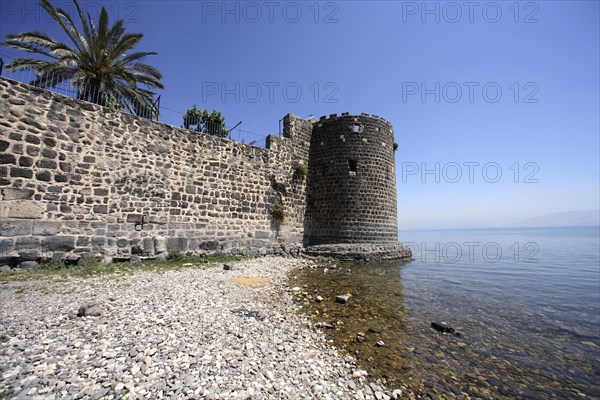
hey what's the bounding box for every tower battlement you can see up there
[316,112,394,130]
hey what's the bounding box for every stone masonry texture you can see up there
[0,78,309,265]
[304,113,398,245]
[0,78,403,265]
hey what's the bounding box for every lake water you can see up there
[289,227,600,398]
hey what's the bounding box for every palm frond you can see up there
[4,0,163,110]
[39,0,85,53]
[5,58,59,74]
[2,38,58,59]
[72,0,93,45]
[125,63,163,80]
[120,51,158,65]
[106,20,125,51]
[3,30,57,50]
[111,33,143,58]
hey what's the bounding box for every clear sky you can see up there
[1,0,598,229]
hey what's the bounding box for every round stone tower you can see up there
[306,113,398,245]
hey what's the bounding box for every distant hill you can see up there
[508,210,600,228]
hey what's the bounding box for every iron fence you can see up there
[0,55,269,148]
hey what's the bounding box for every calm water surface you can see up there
[290,227,600,399]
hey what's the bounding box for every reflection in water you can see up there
[289,258,600,399]
[288,261,412,387]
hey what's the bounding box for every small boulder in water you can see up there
[335,294,350,304]
[315,322,336,329]
[431,321,455,333]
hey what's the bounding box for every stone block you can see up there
[38,160,57,169]
[19,249,40,261]
[43,137,57,147]
[143,237,155,254]
[36,171,52,181]
[0,220,33,236]
[91,236,106,246]
[0,238,14,257]
[199,241,219,251]
[26,146,39,156]
[0,154,17,165]
[18,157,34,167]
[0,200,44,219]
[166,237,186,252]
[94,188,109,196]
[26,134,41,144]
[33,221,63,236]
[131,245,143,255]
[187,239,201,252]
[20,260,38,270]
[126,213,142,223]
[254,230,271,239]
[93,205,108,214]
[10,167,33,178]
[1,188,34,200]
[21,116,45,130]
[41,236,76,252]
[15,236,39,249]
[154,237,167,253]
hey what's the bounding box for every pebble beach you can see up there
[0,257,400,400]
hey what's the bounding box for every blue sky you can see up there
[1,1,598,229]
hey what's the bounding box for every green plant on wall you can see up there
[294,163,308,178]
[272,203,284,222]
[183,105,229,138]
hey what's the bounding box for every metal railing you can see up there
[0,55,269,148]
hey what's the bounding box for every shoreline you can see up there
[0,256,401,400]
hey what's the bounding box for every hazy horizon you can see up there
[398,210,600,231]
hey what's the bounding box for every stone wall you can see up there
[0,77,309,266]
[305,113,398,245]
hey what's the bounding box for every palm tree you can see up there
[1,0,163,117]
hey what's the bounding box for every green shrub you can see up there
[183,105,229,138]
[272,203,284,222]
[294,163,308,177]
[167,251,184,261]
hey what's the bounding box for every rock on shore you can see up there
[0,257,395,399]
